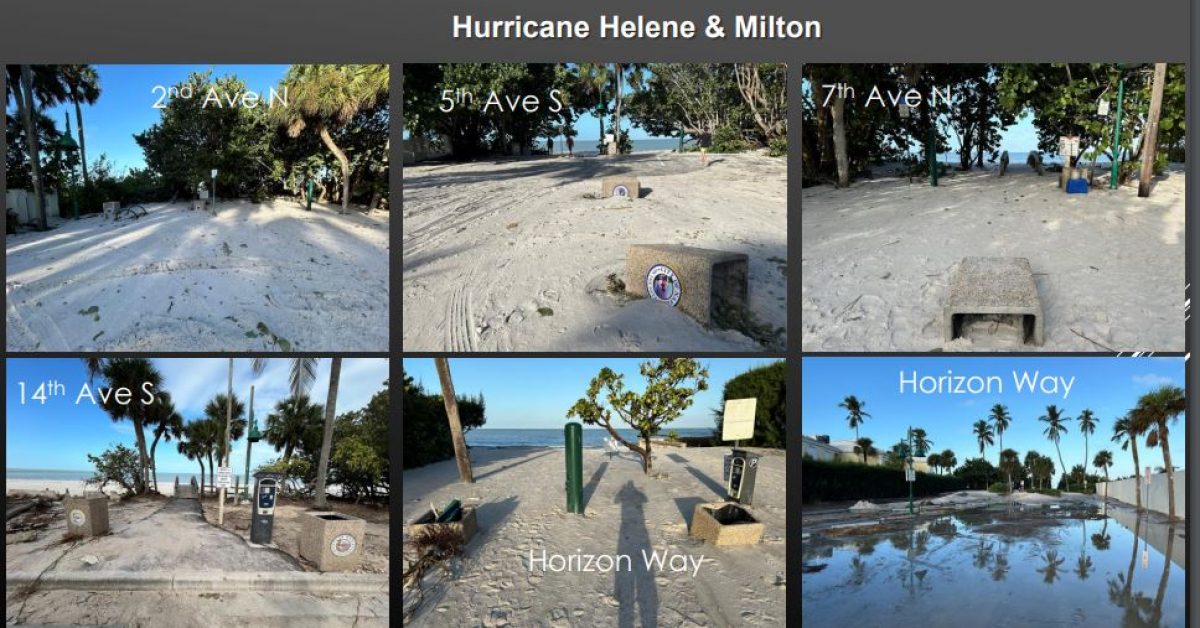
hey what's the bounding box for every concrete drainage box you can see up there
[689,502,764,546]
[943,256,1044,346]
[63,495,110,537]
[299,511,367,572]
[602,176,640,199]
[625,244,749,326]
[406,506,478,545]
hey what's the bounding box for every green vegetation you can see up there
[404,63,786,160]
[402,375,486,469]
[801,458,966,504]
[568,358,708,474]
[85,443,143,495]
[712,360,785,448]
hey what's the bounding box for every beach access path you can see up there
[801,164,1186,351]
[6,199,389,352]
[7,495,388,625]
[403,445,787,626]
[403,151,787,351]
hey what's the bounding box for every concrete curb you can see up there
[6,571,389,593]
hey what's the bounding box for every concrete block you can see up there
[625,244,749,326]
[298,511,366,572]
[944,256,1044,346]
[406,505,478,545]
[689,502,764,546]
[63,495,110,537]
[602,176,640,199]
[102,201,119,220]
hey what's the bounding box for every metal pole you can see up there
[1110,69,1125,189]
[927,127,938,187]
[907,426,914,515]
[565,423,583,513]
[218,358,233,525]
[243,385,255,502]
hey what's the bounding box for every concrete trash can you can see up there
[299,511,367,572]
[63,494,110,537]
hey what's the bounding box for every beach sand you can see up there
[801,165,1185,351]
[402,446,786,625]
[6,199,389,352]
[6,478,177,498]
[403,151,787,351]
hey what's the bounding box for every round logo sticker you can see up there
[613,184,631,198]
[69,509,87,526]
[646,264,681,307]
[330,533,358,557]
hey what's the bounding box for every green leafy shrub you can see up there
[767,137,787,157]
[713,360,785,448]
[802,458,967,504]
[710,125,749,153]
[987,482,1008,493]
[403,375,486,469]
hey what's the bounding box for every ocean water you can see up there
[562,137,686,156]
[466,427,715,448]
[7,468,224,484]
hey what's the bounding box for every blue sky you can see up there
[403,357,781,430]
[9,65,290,174]
[802,357,1185,480]
[6,358,388,473]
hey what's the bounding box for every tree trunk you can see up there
[1054,442,1069,492]
[435,358,474,483]
[132,419,149,494]
[1138,63,1167,198]
[149,434,161,492]
[1160,430,1175,519]
[641,435,653,473]
[318,125,352,213]
[198,459,206,496]
[74,99,90,187]
[609,64,623,156]
[314,357,342,508]
[831,93,849,188]
[207,452,215,491]
[1131,441,1142,511]
[18,66,47,231]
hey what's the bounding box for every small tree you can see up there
[567,358,708,474]
[86,444,142,494]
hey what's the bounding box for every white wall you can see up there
[1097,471,1186,518]
[6,189,59,223]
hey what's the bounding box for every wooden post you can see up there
[218,358,233,525]
[1138,63,1167,198]
[435,358,474,483]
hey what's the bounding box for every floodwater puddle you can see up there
[802,504,1185,627]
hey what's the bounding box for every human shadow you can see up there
[683,464,727,500]
[581,462,609,511]
[639,187,653,199]
[614,481,659,628]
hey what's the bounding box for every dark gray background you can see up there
[1,0,1194,624]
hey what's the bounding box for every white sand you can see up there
[403,152,787,351]
[6,199,389,351]
[801,165,1185,351]
[403,446,786,625]
[6,478,177,498]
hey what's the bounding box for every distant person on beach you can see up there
[566,136,574,156]
[547,137,554,155]
[999,150,1009,176]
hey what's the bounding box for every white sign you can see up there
[216,467,233,488]
[721,398,757,441]
[1058,136,1080,157]
[905,467,916,483]
[211,169,218,179]
[1097,99,1110,116]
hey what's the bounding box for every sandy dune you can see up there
[403,446,786,626]
[802,165,1185,351]
[6,200,389,352]
[403,152,787,351]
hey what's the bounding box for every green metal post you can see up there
[927,127,938,187]
[243,387,256,500]
[1110,70,1124,190]
[306,178,314,211]
[565,423,583,513]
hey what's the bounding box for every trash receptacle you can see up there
[726,448,761,505]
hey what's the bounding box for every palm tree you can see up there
[926,453,943,474]
[145,391,184,493]
[998,449,1020,494]
[15,65,47,230]
[939,449,957,475]
[1111,415,1143,511]
[202,393,246,489]
[1077,409,1097,491]
[58,65,100,186]
[264,394,323,466]
[604,64,646,155]
[1135,385,1184,519]
[854,437,877,464]
[1039,405,1070,492]
[988,404,1011,469]
[274,64,388,212]
[838,396,870,444]
[1093,450,1113,500]
[178,427,206,495]
[92,358,163,494]
[972,420,994,487]
[1037,549,1065,584]
[911,428,933,457]
[576,63,612,141]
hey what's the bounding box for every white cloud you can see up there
[1132,373,1175,388]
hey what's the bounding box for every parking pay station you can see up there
[721,398,760,505]
[251,471,283,544]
